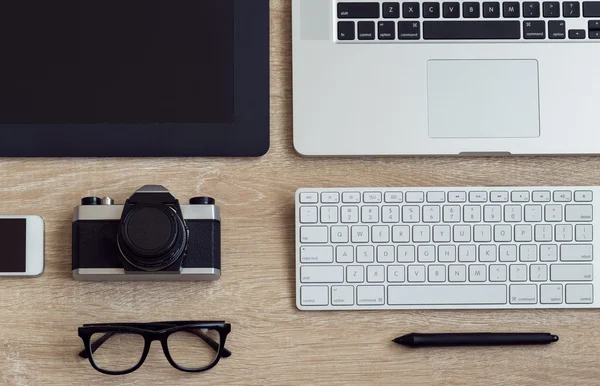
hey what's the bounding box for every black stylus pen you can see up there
[393,333,559,348]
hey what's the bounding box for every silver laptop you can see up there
[292,0,600,156]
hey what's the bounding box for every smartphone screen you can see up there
[0,219,26,272]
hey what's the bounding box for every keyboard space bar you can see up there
[423,21,521,40]
[388,285,507,305]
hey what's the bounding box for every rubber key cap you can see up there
[423,21,521,39]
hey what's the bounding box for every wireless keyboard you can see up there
[336,1,600,41]
[295,187,599,310]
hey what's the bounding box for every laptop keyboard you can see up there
[336,1,600,40]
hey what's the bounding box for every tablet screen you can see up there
[0,0,233,124]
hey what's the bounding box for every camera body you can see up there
[72,185,221,281]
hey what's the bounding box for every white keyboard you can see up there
[295,187,599,310]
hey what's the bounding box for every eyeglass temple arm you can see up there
[78,328,231,359]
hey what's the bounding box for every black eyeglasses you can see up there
[78,321,231,375]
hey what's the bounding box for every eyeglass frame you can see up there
[78,321,231,375]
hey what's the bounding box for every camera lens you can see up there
[117,204,188,271]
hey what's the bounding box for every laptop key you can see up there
[399,21,421,39]
[543,1,560,16]
[503,2,521,17]
[590,20,600,29]
[423,2,441,17]
[549,20,567,38]
[591,30,600,38]
[383,2,401,18]
[443,2,461,17]
[523,2,541,17]
[483,2,501,17]
[378,21,396,40]
[523,20,546,38]
[423,21,520,39]
[403,2,421,18]
[358,21,376,40]
[569,29,586,38]
[584,2,600,16]
[338,21,356,40]
[338,3,380,18]
[463,2,481,17]
[564,1,581,17]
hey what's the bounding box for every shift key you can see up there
[551,264,593,281]
[338,3,380,18]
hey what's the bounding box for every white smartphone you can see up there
[0,215,44,276]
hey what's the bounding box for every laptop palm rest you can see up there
[427,59,540,139]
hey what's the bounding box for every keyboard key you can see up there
[505,205,522,222]
[388,284,507,305]
[377,245,395,262]
[336,246,354,263]
[575,224,593,241]
[524,21,546,39]
[417,245,434,262]
[448,264,467,282]
[403,2,421,17]
[491,191,509,202]
[543,1,560,16]
[428,265,447,282]
[300,226,328,243]
[551,264,593,281]
[510,284,537,304]
[560,244,593,261]
[555,224,573,242]
[563,1,581,16]
[300,192,318,203]
[351,225,369,243]
[382,205,400,223]
[548,20,567,38]
[342,192,361,203]
[502,1,521,18]
[448,191,467,203]
[427,191,445,203]
[406,191,425,203]
[357,286,385,305]
[321,206,338,223]
[566,205,593,222]
[511,191,530,202]
[490,264,508,282]
[362,206,379,222]
[347,265,365,283]
[384,191,403,203]
[331,226,349,243]
[515,224,533,242]
[532,191,551,202]
[338,21,356,40]
[464,205,481,222]
[397,245,415,262]
[372,225,390,243]
[484,205,502,222]
[414,226,432,243]
[300,206,318,223]
[444,205,461,222]
[500,244,517,262]
[535,224,553,242]
[459,245,477,262]
[301,246,334,263]
[443,2,461,17]
[378,21,396,40]
[523,1,541,16]
[469,265,487,282]
[565,284,593,304]
[530,264,548,282]
[545,204,562,222]
[454,225,471,242]
[423,21,520,39]
[434,225,452,243]
[479,245,497,262]
[483,1,501,16]
[403,206,420,222]
[331,286,355,306]
[554,190,572,202]
[474,225,492,242]
[383,2,401,18]
[525,205,543,222]
[338,2,380,18]
[469,191,488,202]
[463,2,481,17]
[569,29,586,38]
[584,2,600,16]
[358,21,376,40]
[495,225,512,242]
[321,192,340,203]
[520,245,537,262]
[393,226,411,243]
[301,266,343,283]
[341,206,359,223]
[423,2,441,17]
[399,21,422,39]
[575,190,593,202]
[541,284,563,304]
[301,286,329,306]
[510,264,527,281]
[540,244,558,262]
[423,205,441,223]
[364,192,382,203]
[388,265,406,282]
[367,265,385,283]
[438,245,456,261]
[590,30,600,38]
[357,246,375,263]
[408,265,426,282]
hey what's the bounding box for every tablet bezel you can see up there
[0,0,269,157]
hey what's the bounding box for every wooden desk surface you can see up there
[1,2,600,385]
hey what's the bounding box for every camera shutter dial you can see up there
[81,197,102,205]
[190,197,215,205]
[118,204,188,271]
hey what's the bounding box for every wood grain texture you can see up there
[1,1,600,385]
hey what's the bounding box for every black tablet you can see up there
[0,0,269,157]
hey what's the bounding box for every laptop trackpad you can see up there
[427,60,540,138]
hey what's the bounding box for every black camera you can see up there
[72,185,221,281]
